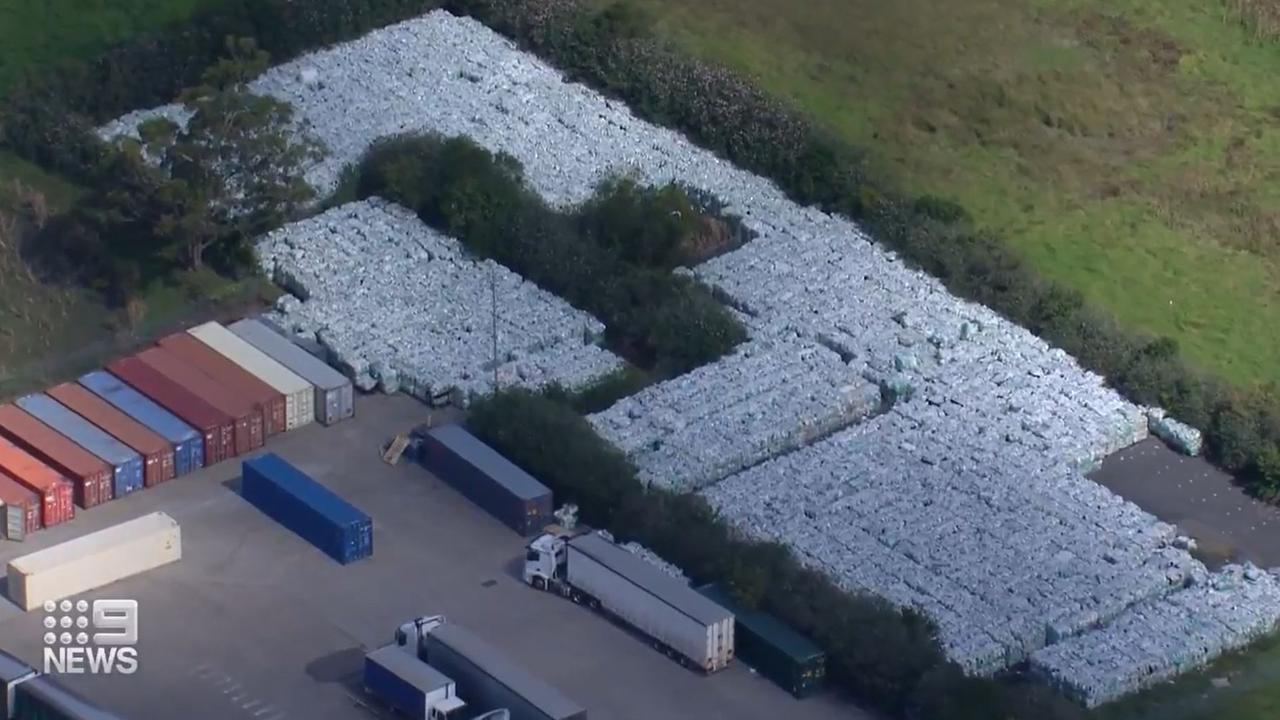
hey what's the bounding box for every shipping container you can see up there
[79,370,204,476]
[564,533,733,673]
[241,453,372,564]
[0,405,111,510]
[0,472,41,540]
[136,345,263,453]
[0,436,73,530]
[424,623,586,720]
[15,394,144,500]
[157,331,286,438]
[103,358,233,466]
[12,673,126,719]
[228,318,354,425]
[6,511,180,611]
[47,382,175,487]
[417,426,552,536]
[189,321,315,432]
[0,649,37,719]
[363,645,466,720]
[694,583,826,698]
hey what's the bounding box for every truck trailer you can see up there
[395,616,585,720]
[363,645,468,720]
[524,530,734,673]
[695,583,827,697]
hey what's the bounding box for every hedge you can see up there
[467,388,1085,720]
[356,133,747,375]
[441,0,1280,496]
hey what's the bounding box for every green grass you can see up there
[623,0,1280,386]
[0,0,223,91]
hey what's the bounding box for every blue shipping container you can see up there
[16,393,145,498]
[79,370,204,475]
[241,453,372,564]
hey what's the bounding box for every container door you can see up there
[325,390,341,424]
[4,503,22,541]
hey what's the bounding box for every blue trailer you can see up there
[363,645,468,720]
[416,426,553,536]
[241,453,372,564]
[79,370,204,476]
[15,393,144,499]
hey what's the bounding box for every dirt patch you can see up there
[1076,11,1186,74]
[682,215,736,263]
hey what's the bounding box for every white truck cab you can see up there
[395,614,446,659]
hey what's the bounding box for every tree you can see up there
[146,37,324,269]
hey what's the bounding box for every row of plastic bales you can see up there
[0,318,353,540]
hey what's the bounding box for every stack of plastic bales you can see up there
[620,541,688,583]
[1031,564,1280,707]
[589,339,882,491]
[256,199,623,403]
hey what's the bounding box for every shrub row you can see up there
[356,134,747,375]
[443,0,1280,495]
[467,388,1085,720]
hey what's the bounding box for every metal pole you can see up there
[491,263,499,391]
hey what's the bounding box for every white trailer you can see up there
[524,530,734,672]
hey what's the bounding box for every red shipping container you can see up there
[47,382,176,487]
[158,332,286,437]
[106,357,236,465]
[0,404,112,508]
[0,470,42,538]
[0,435,74,527]
[135,347,263,454]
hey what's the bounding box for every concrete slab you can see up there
[1091,438,1280,569]
[0,394,869,720]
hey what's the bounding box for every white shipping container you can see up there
[6,512,181,610]
[566,534,734,671]
[187,322,315,431]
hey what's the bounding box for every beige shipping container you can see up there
[6,511,181,610]
[187,322,315,432]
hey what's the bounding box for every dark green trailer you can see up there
[695,583,826,698]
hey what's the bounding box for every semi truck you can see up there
[523,529,735,673]
[394,616,585,720]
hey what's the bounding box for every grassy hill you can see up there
[621,0,1280,387]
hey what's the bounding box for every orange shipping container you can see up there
[0,404,112,509]
[46,382,176,487]
[157,332,286,437]
[0,435,74,528]
[136,347,264,454]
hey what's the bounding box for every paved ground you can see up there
[1091,438,1280,569]
[0,393,869,720]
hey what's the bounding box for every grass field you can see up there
[624,0,1280,387]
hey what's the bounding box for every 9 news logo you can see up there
[41,599,139,675]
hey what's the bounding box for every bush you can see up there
[358,134,746,374]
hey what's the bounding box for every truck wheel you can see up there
[588,596,600,610]
[571,589,584,604]
[532,577,546,591]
